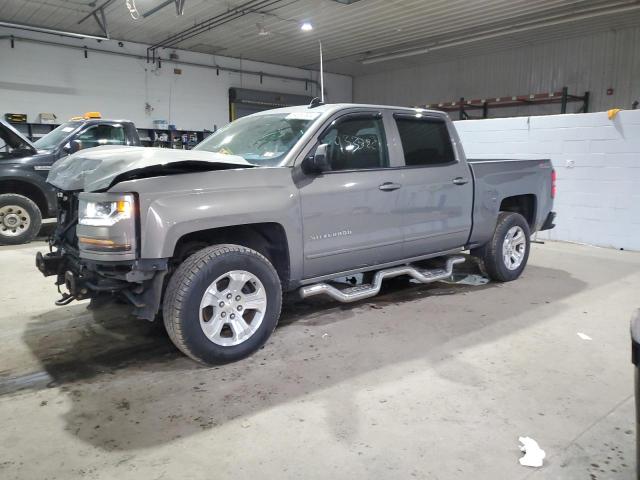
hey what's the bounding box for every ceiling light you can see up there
[300,22,313,32]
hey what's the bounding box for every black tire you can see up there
[0,194,43,245]
[472,212,531,282]
[163,244,282,365]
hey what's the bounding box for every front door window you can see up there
[319,116,388,171]
[76,125,126,149]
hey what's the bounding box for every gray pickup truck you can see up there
[37,103,556,364]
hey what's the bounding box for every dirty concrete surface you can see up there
[0,229,637,479]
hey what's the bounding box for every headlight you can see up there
[79,194,134,226]
[76,192,137,256]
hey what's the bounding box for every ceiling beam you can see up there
[77,0,115,38]
[147,0,288,58]
[143,0,184,19]
[92,8,108,38]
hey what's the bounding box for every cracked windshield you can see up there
[194,111,319,166]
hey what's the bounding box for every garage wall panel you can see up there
[455,110,640,251]
[0,30,352,130]
[354,26,640,116]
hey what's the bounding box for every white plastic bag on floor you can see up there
[519,436,546,467]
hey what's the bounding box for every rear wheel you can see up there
[163,244,282,364]
[472,212,531,282]
[0,194,42,245]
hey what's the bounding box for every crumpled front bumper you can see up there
[35,249,168,320]
[36,251,64,278]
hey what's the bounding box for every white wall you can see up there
[0,30,352,130]
[354,26,640,117]
[454,110,640,251]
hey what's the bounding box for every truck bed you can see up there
[467,158,554,247]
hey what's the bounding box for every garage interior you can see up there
[1,1,640,479]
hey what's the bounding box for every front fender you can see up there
[143,187,300,257]
[0,166,58,216]
[112,168,303,279]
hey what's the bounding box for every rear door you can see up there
[297,110,405,279]
[390,112,473,257]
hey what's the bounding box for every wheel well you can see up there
[173,223,290,287]
[499,194,536,228]
[0,180,48,216]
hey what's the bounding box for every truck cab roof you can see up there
[67,118,136,126]
[261,103,446,118]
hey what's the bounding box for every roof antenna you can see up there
[309,40,325,108]
[319,39,324,104]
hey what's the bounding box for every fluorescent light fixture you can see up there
[0,21,109,41]
[361,2,640,65]
[362,47,430,64]
[300,22,313,31]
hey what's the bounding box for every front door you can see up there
[298,112,405,279]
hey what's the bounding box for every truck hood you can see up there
[47,146,254,192]
[0,119,37,155]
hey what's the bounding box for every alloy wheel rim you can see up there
[0,205,31,237]
[502,226,526,270]
[199,270,267,347]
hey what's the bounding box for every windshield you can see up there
[34,121,82,151]
[194,112,319,166]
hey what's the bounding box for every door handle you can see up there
[379,182,402,191]
[452,177,469,185]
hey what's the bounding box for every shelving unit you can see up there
[418,87,590,120]
[8,122,57,140]
[136,128,213,149]
[7,122,214,150]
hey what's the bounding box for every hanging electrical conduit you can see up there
[147,0,291,61]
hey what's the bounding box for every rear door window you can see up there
[394,116,455,167]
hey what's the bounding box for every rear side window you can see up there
[394,116,455,166]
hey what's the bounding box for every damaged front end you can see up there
[36,190,168,320]
[36,145,255,320]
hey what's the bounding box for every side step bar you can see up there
[299,255,466,303]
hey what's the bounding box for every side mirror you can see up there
[302,144,330,174]
[64,139,82,155]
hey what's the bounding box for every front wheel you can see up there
[472,212,531,282]
[163,244,282,364]
[0,194,42,245]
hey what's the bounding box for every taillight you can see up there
[551,169,557,198]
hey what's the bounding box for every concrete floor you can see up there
[0,233,638,480]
